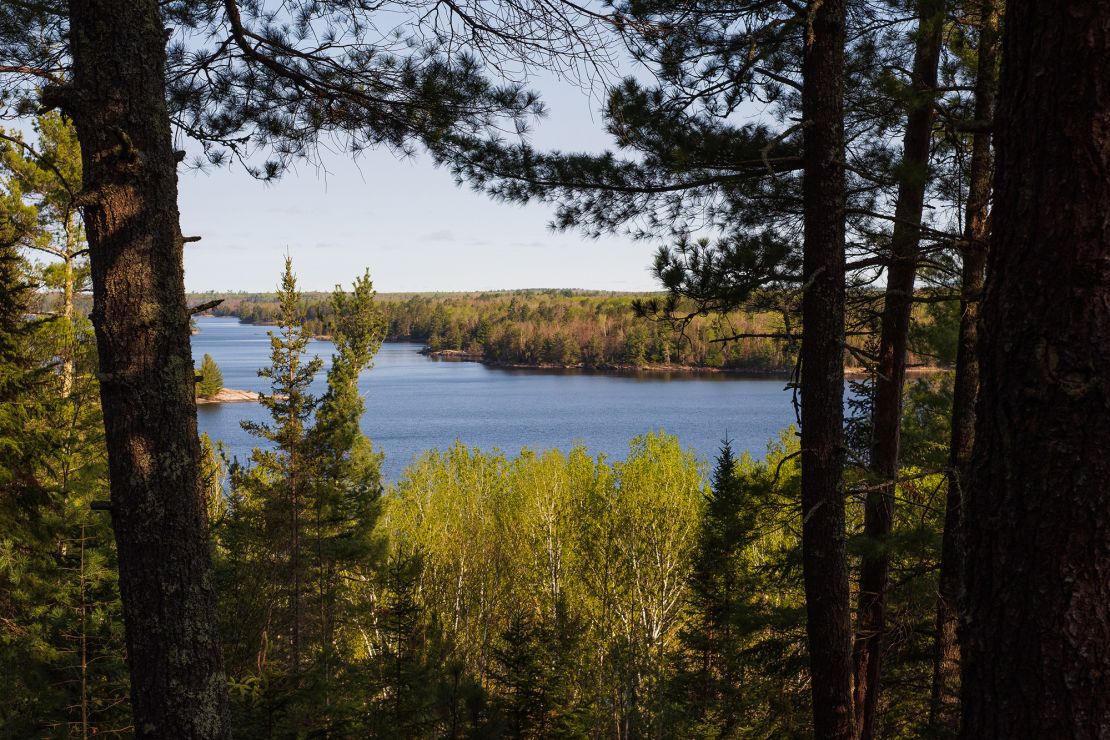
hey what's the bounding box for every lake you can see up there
[192,317,798,481]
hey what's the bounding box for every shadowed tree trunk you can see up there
[46,0,231,735]
[928,0,999,732]
[853,2,945,736]
[799,0,853,737]
[960,1,1110,736]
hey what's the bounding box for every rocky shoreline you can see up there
[421,348,944,379]
[423,348,791,377]
[196,388,262,405]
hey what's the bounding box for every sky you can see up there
[178,71,662,294]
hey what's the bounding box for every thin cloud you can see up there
[420,230,455,242]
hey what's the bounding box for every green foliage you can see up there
[357,551,499,737]
[1,233,959,737]
[2,0,612,182]
[242,257,324,449]
[0,113,84,258]
[200,432,228,523]
[385,433,708,735]
[208,311,954,736]
[838,372,956,738]
[196,352,224,398]
[216,258,389,735]
[900,374,955,471]
[670,432,812,737]
[0,113,88,395]
[0,229,128,735]
[676,439,751,733]
[911,296,962,367]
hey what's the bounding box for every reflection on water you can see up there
[192,317,797,482]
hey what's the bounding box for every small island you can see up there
[194,353,261,404]
[195,388,262,405]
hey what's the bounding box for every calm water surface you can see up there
[192,317,797,481]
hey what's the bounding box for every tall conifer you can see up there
[240,257,323,678]
[961,2,1110,734]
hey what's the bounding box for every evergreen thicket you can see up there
[1,180,128,737]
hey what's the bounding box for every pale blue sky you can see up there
[178,72,660,293]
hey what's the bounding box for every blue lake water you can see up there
[192,317,798,481]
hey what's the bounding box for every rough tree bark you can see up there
[852,2,945,736]
[48,1,231,736]
[928,0,998,732]
[960,1,1110,736]
[799,1,854,737]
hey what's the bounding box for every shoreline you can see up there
[195,318,945,381]
[196,388,261,405]
[422,348,790,377]
[422,348,946,380]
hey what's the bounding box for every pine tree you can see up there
[487,598,589,737]
[367,552,443,737]
[361,550,496,739]
[3,7,233,729]
[302,270,386,724]
[0,112,86,397]
[677,439,750,735]
[671,435,818,738]
[797,3,854,736]
[0,199,63,732]
[0,218,128,735]
[930,1,1000,730]
[219,259,390,734]
[240,257,323,677]
[854,3,947,734]
[197,353,224,398]
[962,1,1110,734]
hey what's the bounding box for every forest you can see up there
[2,252,955,737]
[198,289,947,373]
[2,0,1109,739]
[201,289,799,371]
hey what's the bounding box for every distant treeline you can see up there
[204,290,796,372]
[61,288,944,373]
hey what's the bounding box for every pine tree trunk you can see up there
[292,458,302,673]
[79,524,89,738]
[50,1,231,735]
[799,1,853,737]
[928,1,998,732]
[853,3,944,736]
[960,2,1110,735]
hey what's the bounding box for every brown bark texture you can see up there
[928,0,999,733]
[960,1,1110,736]
[852,2,945,737]
[60,1,231,736]
[799,0,854,737]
